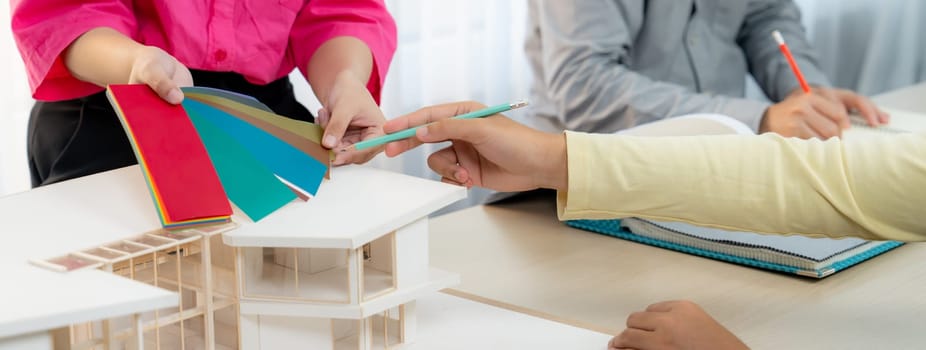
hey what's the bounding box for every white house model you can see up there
[226,165,465,349]
[26,165,466,350]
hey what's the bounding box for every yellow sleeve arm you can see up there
[557,131,926,241]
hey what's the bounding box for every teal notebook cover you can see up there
[567,218,903,278]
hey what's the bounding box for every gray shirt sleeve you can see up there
[737,0,832,101]
[530,0,770,133]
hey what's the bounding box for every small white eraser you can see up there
[772,30,785,45]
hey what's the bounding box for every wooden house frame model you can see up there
[26,165,466,350]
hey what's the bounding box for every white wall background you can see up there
[797,0,926,95]
[2,1,925,204]
[745,0,926,100]
[0,4,32,196]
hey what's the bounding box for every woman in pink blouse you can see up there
[11,0,397,187]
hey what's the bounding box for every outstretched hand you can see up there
[383,101,568,192]
[128,46,193,104]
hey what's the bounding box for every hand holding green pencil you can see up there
[339,100,528,152]
[380,100,569,192]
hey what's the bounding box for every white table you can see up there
[412,291,610,349]
[430,193,926,348]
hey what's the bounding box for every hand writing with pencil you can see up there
[760,87,888,139]
[765,31,888,139]
[815,87,890,126]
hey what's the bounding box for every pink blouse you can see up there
[11,0,397,102]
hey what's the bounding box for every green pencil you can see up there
[342,100,528,152]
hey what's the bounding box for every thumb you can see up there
[417,118,487,144]
[173,65,194,88]
[139,67,183,105]
[322,107,352,149]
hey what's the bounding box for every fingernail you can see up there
[417,126,429,138]
[167,89,183,104]
[324,135,337,148]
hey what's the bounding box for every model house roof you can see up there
[223,166,466,249]
[0,166,162,263]
[6,164,464,264]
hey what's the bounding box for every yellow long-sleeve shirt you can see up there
[557,131,926,241]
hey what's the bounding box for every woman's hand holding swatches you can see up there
[126,46,193,104]
[308,37,388,166]
[64,27,192,104]
[315,70,386,165]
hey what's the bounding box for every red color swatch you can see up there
[107,84,231,226]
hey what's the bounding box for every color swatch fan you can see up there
[107,85,232,228]
[107,85,331,228]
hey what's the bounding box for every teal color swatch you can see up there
[183,99,327,196]
[186,106,296,221]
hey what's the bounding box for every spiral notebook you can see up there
[567,218,902,278]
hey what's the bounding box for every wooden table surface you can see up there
[430,191,926,349]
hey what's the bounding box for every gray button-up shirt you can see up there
[526,0,831,133]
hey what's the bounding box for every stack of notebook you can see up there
[568,217,903,278]
[107,85,331,228]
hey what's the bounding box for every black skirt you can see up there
[27,70,314,187]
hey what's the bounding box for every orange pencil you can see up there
[772,30,811,94]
